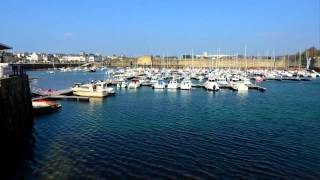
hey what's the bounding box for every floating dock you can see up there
[192,84,266,92]
[32,95,90,102]
[266,77,312,81]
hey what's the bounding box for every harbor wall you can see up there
[150,58,286,69]
[314,58,320,70]
[108,58,288,69]
[0,76,33,177]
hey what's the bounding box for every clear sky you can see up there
[1,0,319,56]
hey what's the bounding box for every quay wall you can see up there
[0,76,33,177]
[151,59,286,69]
[314,58,320,70]
[108,58,288,69]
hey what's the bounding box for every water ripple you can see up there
[23,73,320,179]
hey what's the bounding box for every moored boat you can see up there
[180,78,192,90]
[32,100,61,115]
[204,77,220,91]
[167,79,179,89]
[72,81,115,97]
[153,79,166,89]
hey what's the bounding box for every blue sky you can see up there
[0,0,319,56]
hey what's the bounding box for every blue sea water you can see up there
[24,70,320,179]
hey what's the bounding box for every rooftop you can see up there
[0,43,12,50]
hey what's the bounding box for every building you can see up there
[195,52,236,59]
[80,51,86,56]
[88,54,103,62]
[62,55,87,62]
[26,52,40,62]
[0,43,13,78]
[137,56,153,66]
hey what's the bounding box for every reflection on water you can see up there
[236,90,249,97]
[89,97,104,105]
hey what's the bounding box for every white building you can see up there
[41,54,49,62]
[88,54,103,62]
[26,53,40,62]
[62,55,87,62]
[16,53,27,59]
[196,52,236,59]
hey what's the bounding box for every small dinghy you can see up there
[32,100,61,115]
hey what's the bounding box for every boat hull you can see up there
[73,91,108,97]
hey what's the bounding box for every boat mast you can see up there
[273,49,275,70]
[299,49,301,70]
[245,45,247,71]
[191,49,194,70]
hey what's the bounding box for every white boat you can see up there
[180,79,192,90]
[204,78,220,91]
[231,81,248,91]
[89,67,97,72]
[153,79,166,89]
[150,76,158,84]
[198,75,204,81]
[72,81,115,97]
[309,70,320,78]
[32,100,61,115]
[167,79,179,89]
[243,78,252,85]
[128,79,141,89]
[120,81,128,88]
[217,77,229,86]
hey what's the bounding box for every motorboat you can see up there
[198,75,204,81]
[89,67,97,72]
[32,100,61,115]
[153,79,166,89]
[128,79,141,89]
[72,81,115,97]
[150,76,158,84]
[48,70,55,74]
[167,79,179,89]
[204,78,220,91]
[216,77,229,86]
[231,81,248,91]
[243,77,252,85]
[120,81,128,88]
[180,78,192,90]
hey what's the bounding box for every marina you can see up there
[23,69,320,179]
[28,67,319,112]
[1,0,320,178]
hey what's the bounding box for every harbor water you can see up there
[23,70,320,179]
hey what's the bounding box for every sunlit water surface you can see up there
[23,70,320,179]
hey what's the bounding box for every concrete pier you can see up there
[0,75,33,178]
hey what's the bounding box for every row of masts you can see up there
[136,46,315,71]
[149,48,307,70]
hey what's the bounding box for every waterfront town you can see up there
[1,44,320,70]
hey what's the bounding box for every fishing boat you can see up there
[72,81,115,97]
[204,78,220,91]
[32,100,61,115]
